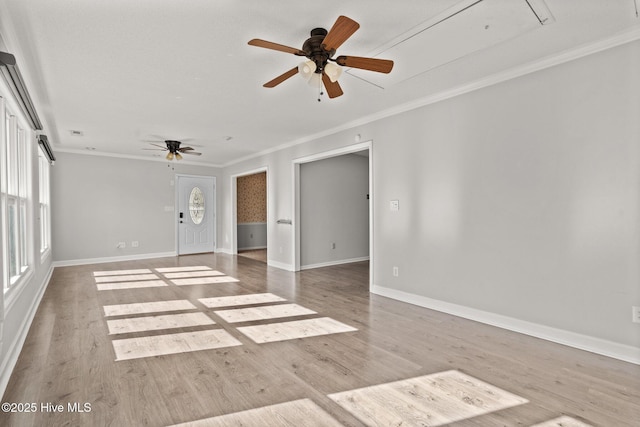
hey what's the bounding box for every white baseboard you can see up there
[267,260,295,271]
[52,251,177,267]
[238,245,267,251]
[371,284,640,365]
[0,264,54,398]
[301,256,370,271]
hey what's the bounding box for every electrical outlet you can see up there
[393,266,399,277]
[117,242,126,249]
[632,306,640,324]
[131,241,139,248]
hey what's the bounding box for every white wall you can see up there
[300,153,369,268]
[51,152,220,263]
[220,40,640,361]
[0,117,53,397]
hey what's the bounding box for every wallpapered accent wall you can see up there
[237,172,266,223]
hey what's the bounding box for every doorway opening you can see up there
[232,168,268,263]
[293,141,373,288]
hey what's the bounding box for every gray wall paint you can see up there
[51,152,220,262]
[300,154,369,267]
[220,40,640,351]
[237,223,267,250]
[370,40,639,347]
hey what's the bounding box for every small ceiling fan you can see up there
[248,15,393,99]
[144,139,202,161]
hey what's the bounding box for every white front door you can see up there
[177,175,216,255]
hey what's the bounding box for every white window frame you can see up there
[0,88,33,300]
[38,147,51,258]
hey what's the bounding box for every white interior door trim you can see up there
[292,141,373,289]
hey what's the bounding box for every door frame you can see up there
[175,174,217,255]
[292,140,373,288]
[230,166,269,256]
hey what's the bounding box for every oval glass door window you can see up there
[189,187,205,224]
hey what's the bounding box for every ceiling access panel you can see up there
[346,0,555,88]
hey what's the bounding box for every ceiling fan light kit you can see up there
[298,60,316,80]
[324,62,342,83]
[248,15,393,99]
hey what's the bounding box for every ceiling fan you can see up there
[248,15,393,99]
[144,139,202,161]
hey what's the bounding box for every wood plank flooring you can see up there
[1,253,639,426]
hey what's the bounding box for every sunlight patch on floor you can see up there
[94,266,360,361]
[94,273,159,283]
[162,270,225,279]
[171,276,240,286]
[214,303,316,323]
[106,312,215,335]
[328,370,528,427]
[93,269,152,276]
[103,300,197,317]
[97,280,168,291]
[199,293,286,308]
[112,329,242,361]
[237,317,358,343]
[531,416,593,427]
[168,398,344,427]
[155,266,212,273]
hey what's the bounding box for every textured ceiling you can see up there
[0,0,638,166]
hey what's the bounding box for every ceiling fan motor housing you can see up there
[303,28,332,73]
[165,140,181,153]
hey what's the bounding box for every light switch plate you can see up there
[390,200,399,211]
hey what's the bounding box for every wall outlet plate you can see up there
[633,306,640,323]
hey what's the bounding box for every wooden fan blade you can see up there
[248,39,306,56]
[147,143,168,149]
[322,73,344,99]
[182,151,202,156]
[179,146,194,151]
[322,16,360,53]
[335,56,394,73]
[264,67,299,88]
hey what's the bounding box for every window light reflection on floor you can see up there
[103,300,197,317]
[106,312,216,335]
[97,280,168,291]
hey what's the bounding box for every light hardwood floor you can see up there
[1,253,639,426]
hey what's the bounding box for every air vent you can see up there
[69,130,84,136]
